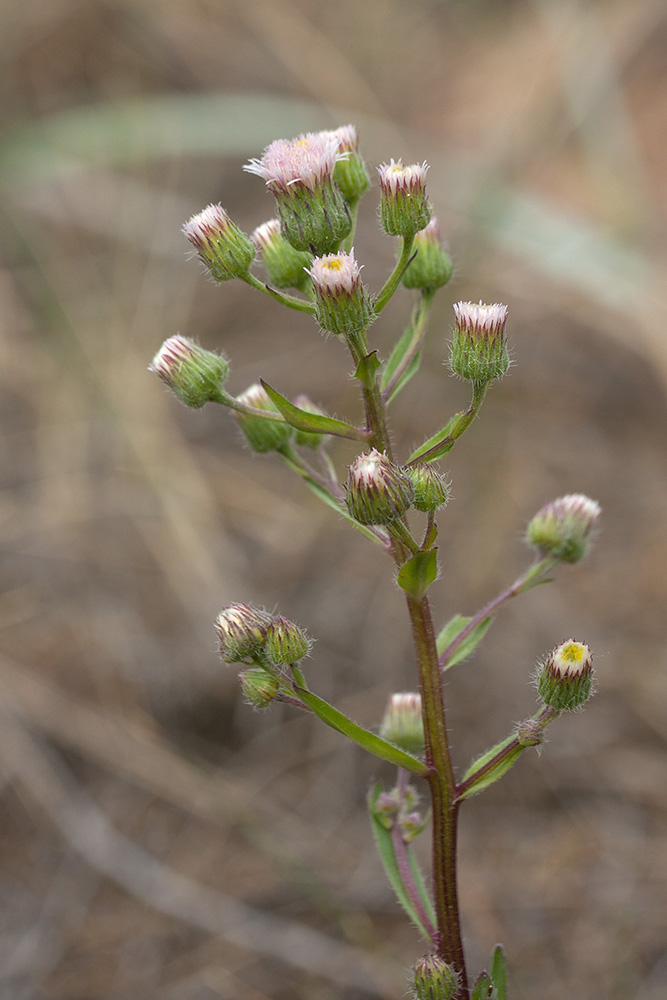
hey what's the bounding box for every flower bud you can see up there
[149,335,229,408]
[309,250,375,337]
[292,395,330,449]
[264,616,312,665]
[379,692,425,756]
[403,463,449,513]
[412,954,459,1000]
[323,124,371,203]
[183,204,255,281]
[251,218,312,290]
[536,639,594,712]
[245,132,351,254]
[239,667,279,709]
[215,604,273,664]
[233,384,293,454]
[516,719,544,747]
[346,449,414,525]
[401,218,453,292]
[526,494,601,564]
[449,300,509,382]
[377,160,432,238]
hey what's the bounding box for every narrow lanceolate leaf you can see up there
[437,613,493,668]
[471,970,495,1000]
[380,324,422,402]
[368,785,435,940]
[406,411,468,464]
[491,945,508,1000]
[300,477,387,547]
[396,549,438,601]
[260,380,368,442]
[458,735,524,800]
[294,688,428,776]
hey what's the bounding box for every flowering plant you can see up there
[150,126,600,999]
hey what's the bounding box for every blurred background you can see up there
[1,1,666,998]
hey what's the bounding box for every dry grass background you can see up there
[1,1,666,998]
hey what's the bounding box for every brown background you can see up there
[1,1,666,998]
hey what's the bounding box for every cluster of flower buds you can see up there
[535,639,594,712]
[379,692,426,757]
[526,493,601,563]
[449,300,510,383]
[149,335,229,408]
[411,954,460,1000]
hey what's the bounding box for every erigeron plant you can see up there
[150,126,601,1000]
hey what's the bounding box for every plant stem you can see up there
[374,235,415,315]
[243,271,316,313]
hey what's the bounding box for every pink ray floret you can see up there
[245,132,343,192]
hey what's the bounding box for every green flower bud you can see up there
[183,203,255,281]
[265,615,312,665]
[379,692,425,756]
[412,954,459,1000]
[292,395,330,449]
[251,218,312,291]
[404,463,449,512]
[449,300,509,382]
[377,160,432,238]
[324,124,371,203]
[149,335,229,408]
[233,384,293,454]
[215,604,273,663]
[239,667,279,709]
[526,494,601,563]
[345,449,414,525]
[245,132,351,254]
[536,639,594,712]
[401,218,453,292]
[309,251,375,337]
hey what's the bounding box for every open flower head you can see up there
[536,639,594,711]
[377,159,432,236]
[245,131,342,192]
[308,250,374,336]
[527,493,601,563]
[149,334,229,408]
[449,300,510,382]
[182,203,255,281]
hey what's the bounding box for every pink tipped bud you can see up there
[450,300,510,382]
[251,218,312,290]
[183,203,255,281]
[412,954,459,1000]
[536,639,594,711]
[308,250,375,337]
[401,217,453,291]
[265,616,312,666]
[526,494,601,563]
[149,334,229,408]
[233,383,292,454]
[215,604,273,664]
[379,692,425,756]
[345,449,415,525]
[321,124,371,203]
[377,159,432,237]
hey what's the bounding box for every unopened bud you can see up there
[378,160,432,238]
[183,203,255,281]
[239,667,279,709]
[265,616,312,665]
[404,463,449,512]
[526,494,601,563]
[324,124,371,203]
[309,250,375,337]
[536,639,594,712]
[233,384,292,453]
[346,449,414,525]
[251,218,312,290]
[401,218,453,292]
[379,692,425,756]
[215,604,273,664]
[449,300,509,382]
[412,954,459,1000]
[149,335,229,408]
[292,395,330,449]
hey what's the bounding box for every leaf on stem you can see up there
[406,412,467,464]
[396,549,438,601]
[354,351,381,386]
[293,688,429,776]
[380,325,422,402]
[458,735,524,799]
[437,613,493,669]
[261,380,368,442]
[368,784,436,940]
[470,970,495,1000]
[491,945,508,1000]
[299,477,388,547]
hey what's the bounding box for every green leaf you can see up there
[407,412,466,464]
[396,549,438,600]
[368,784,435,940]
[471,971,495,1000]
[459,736,524,800]
[299,478,387,547]
[294,689,428,776]
[261,380,368,442]
[437,614,493,668]
[380,325,423,403]
[491,945,508,1000]
[354,351,381,387]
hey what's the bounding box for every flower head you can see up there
[379,692,425,756]
[320,124,370,203]
[239,667,279,710]
[215,604,274,664]
[251,218,312,290]
[536,639,594,711]
[449,300,510,382]
[149,335,229,408]
[233,383,293,454]
[308,250,375,337]
[401,217,453,291]
[182,203,255,281]
[526,493,601,563]
[265,616,312,666]
[412,954,459,1000]
[377,159,432,236]
[345,449,414,525]
[245,131,342,193]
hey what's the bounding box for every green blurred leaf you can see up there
[437,614,493,668]
[471,970,495,1000]
[294,689,428,776]
[261,380,367,441]
[396,549,438,600]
